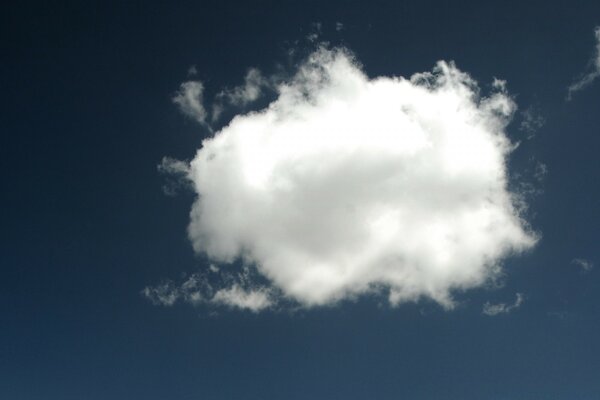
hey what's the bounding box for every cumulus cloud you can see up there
[483,293,524,316]
[175,46,537,310]
[567,26,600,99]
[172,81,209,126]
[572,258,594,273]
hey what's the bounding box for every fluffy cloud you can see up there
[482,293,524,316]
[173,46,537,310]
[172,81,209,126]
[567,26,600,99]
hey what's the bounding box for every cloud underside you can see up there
[170,47,536,311]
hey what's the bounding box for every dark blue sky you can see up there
[2,1,600,399]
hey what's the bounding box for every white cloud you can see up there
[567,26,600,99]
[158,156,192,196]
[482,293,524,316]
[172,46,536,310]
[143,274,213,306]
[142,282,180,306]
[213,68,271,122]
[212,284,273,312]
[519,106,545,138]
[172,81,209,126]
[158,156,189,176]
[572,258,594,273]
[336,22,344,32]
[142,268,273,312]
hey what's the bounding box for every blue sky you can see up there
[2,1,600,399]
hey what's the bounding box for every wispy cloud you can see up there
[212,68,273,122]
[572,258,594,273]
[483,293,524,316]
[519,105,545,139]
[306,22,322,43]
[567,26,600,99]
[142,267,274,312]
[212,284,273,312]
[157,156,191,196]
[187,65,198,77]
[142,281,180,306]
[172,81,210,128]
[166,46,537,311]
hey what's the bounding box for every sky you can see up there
[2,1,600,399]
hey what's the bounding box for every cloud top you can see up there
[168,47,537,310]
